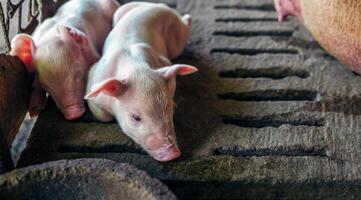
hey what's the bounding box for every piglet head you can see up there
[10,25,97,120]
[85,64,198,162]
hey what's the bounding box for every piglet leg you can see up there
[28,75,47,118]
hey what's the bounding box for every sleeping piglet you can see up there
[10,0,119,120]
[274,0,361,75]
[85,2,198,162]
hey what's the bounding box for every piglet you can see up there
[10,0,120,120]
[85,2,198,162]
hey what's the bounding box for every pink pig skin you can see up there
[274,0,303,23]
[85,2,198,162]
[275,0,361,75]
[10,0,119,120]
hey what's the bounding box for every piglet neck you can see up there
[81,42,100,67]
[128,43,171,70]
[86,50,101,66]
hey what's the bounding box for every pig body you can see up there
[275,0,361,74]
[10,0,119,120]
[85,2,198,162]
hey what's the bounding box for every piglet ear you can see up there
[156,64,198,81]
[59,25,88,45]
[85,78,127,99]
[10,34,37,72]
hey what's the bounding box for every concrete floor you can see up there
[13,0,361,198]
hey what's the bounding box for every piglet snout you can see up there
[150,144,181,162]
[63,104,85,120]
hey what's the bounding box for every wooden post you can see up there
[0,0,67,174]
[0,55,32,173]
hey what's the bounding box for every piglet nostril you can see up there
[150,144,181,162]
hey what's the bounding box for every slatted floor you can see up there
[17,0,361,198]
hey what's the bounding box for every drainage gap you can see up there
[167,3,176,8]
[214,145,327,157]
[215,18,279,22]
[210,48,298,55]
[218,90,318,101]
[213,30,293,37]
[222,114,325,128]
[58,144,147,154]
[219,67,310,79]
[214,4,275,11]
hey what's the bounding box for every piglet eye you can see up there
[132,114,142,122]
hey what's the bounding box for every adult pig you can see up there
[10,0,119,120]
[85,2,198,162]
[274,0,361,74]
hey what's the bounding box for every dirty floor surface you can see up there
[17,0,361,199]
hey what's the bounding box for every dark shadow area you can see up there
[213,4,275,11]
[222,113,325,128]
[219,67,310,79]
[165,180,361,199]
[214,145,327,157]
[215,17,279,22]
[211,48,299,55]
[213,30,293,37]
[218,89,318,101]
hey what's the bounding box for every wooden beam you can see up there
[0,54,32,173]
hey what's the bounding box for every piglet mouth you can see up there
[149,144,181,162]
[63,104,85,120]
